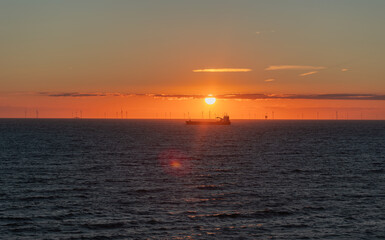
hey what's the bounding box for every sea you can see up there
[0,119,384,239]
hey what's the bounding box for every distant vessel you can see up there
[186,115,231,125]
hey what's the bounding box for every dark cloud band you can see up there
[39,92,385,100]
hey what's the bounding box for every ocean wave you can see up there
[83,222,125,230]
[18,195,59,201]
[135,188,166,194]
[366,169,385,173]
[188,209,294,220]
[196,185,222,190]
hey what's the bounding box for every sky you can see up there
[1,0,385,119]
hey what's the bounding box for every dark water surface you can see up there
[1,119,384,239]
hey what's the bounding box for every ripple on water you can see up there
[0,119,384,239]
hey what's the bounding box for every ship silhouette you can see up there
[186,115,231,125]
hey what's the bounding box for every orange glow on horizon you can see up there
[0,93,385,120]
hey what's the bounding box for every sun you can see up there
[205,96,216,105]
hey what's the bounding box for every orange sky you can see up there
[1,1,385,119]
[1,93,384,120]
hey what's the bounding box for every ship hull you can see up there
[185,121,231,125]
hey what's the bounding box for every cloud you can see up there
[37,92,385,101]
[41,92,106,97]
[220,93,385,100]
[341,68,349,72]
[38,92,133,97]
[150,93,385,101]
[299,71,319,77]
[264,78,275,82]
[193,68,252,73]
[265,65,326,71]
[152,94,202,100]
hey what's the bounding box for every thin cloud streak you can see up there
[152,93,385,101]
[300,71,318,76]
[265,65,326,71]
[152,94,201,100]
[193,68,252,73]
[264,78,275,82]
[37,92,385,101]
[38,92,134,97]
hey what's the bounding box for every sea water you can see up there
[0,119,384,239]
